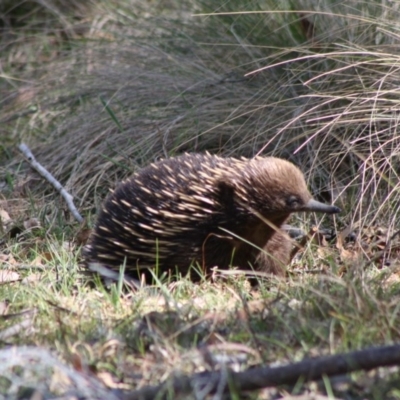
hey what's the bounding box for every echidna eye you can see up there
[286,196,301,208]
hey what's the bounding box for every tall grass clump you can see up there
[2,0,400,233]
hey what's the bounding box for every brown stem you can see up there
[123,343,400,400]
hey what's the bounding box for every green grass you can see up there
[2,227,400,398]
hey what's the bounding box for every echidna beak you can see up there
[302,199,341,214]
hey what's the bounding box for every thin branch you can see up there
[18,143,83,223]
[123,343,400,400]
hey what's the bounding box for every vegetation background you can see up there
[1,0,400,398]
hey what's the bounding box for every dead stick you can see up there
[18,143,83,223]
[123,343,400,400]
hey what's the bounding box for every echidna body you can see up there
[84,153,339,280]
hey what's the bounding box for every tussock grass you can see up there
[3,0,400,226]
[2,0,400,398]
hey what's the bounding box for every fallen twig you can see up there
[123,343,400,400]
[18,143,83,223]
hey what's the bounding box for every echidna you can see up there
[84,153,340,281]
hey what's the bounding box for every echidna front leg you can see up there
[255,230,293,276]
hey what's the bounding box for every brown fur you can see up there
[257,230,293,276]
[84,153,339,282]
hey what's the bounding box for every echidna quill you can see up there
[84,153,340,282]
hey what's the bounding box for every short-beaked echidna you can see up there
[84,153,340,281]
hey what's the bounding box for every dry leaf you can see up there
[0,209,11,223]
[336,225,400,269]
[41,252,53,262]
[22,273,42,284]
[336,225,354,251]
[70,352,84,372]
[308,226,329,246]
[0,208,11,234]
[0,270,20,283]
[339,248,362,264]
